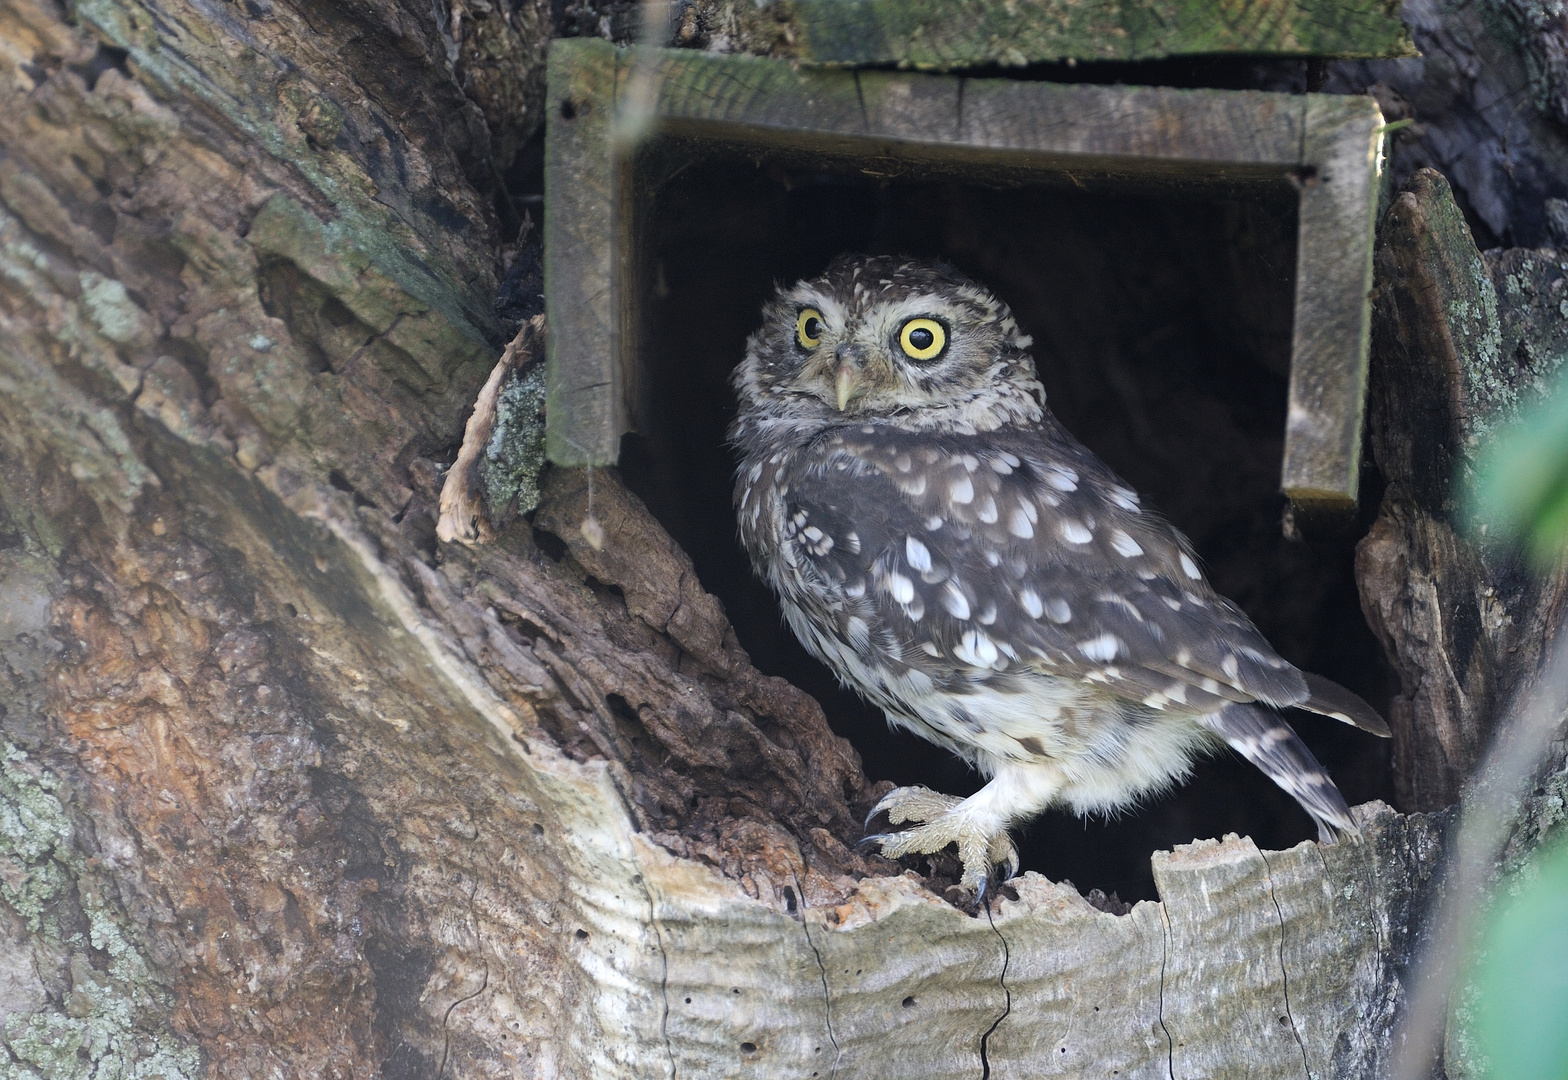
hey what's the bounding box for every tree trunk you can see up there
[0,0,1558,1077]
[1357,167,1568,813]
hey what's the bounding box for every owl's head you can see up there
[731,255,1045,435]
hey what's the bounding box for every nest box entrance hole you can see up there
[543,41,1396,899]
[613,147,1395,902]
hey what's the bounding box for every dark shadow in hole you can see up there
[532,526,569,562]
[327,469,377,510]
[70,43,130,92]
[617,151,1396,903]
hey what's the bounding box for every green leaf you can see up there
[1470,835,1568,1080]
[1465,371,1568,566]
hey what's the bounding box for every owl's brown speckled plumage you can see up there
[730,254,1389,898]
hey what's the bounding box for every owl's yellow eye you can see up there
[899,318,947,362]
[796,308,824,349]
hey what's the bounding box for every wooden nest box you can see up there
[544,36,1399,514]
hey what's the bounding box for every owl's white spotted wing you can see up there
[775,422,1314,718]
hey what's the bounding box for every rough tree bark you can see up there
[1357,168,1568,813]
[0,0,1558,1078]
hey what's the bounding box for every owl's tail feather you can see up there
[1206,703,1359,842]
[1295,672,1392,737]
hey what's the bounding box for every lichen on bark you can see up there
[479,363,547,523]
[0,741,202,1080]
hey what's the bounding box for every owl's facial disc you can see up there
[732,255,1044,433]
[790,290,986,414]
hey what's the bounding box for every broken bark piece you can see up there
[437,314,548,545]
[644,804,1439,1077]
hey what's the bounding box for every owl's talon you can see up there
[866,788,901,827]
[854,833,892,853]
[868,785,965,827]
[858,789,1019,899]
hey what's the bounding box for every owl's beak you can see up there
[834,364,858,411]
[832,343,869,411]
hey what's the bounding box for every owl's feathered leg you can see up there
[862,764,1061,897]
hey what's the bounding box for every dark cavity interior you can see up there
[616,147,1396,903]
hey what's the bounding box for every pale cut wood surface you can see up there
[580,803,1438,1077]
[544,41,1385,510]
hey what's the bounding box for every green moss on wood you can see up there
[706,0,1416,68]
[1394,171,1507,459]
[1400,175,1568,461]
[1488,248,1568,410]
[247,195,496,370]
[0,205,154,519]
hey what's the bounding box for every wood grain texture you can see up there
[698,0,1417,68]
[546,41,624,464]
[600,805,1440,1078]
[1282,93,1385,508]
[545,41,1385,511]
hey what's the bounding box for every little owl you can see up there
[730,253,1389,900]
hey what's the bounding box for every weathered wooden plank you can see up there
[954,79,1306,171]
[546,41,1386,509]
[649,46,1310,168]
[545,40,623,464]
[651,47,868,140]
[856,69,963,145]
[783,0,1417,68]
[1282,93,1385,508]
